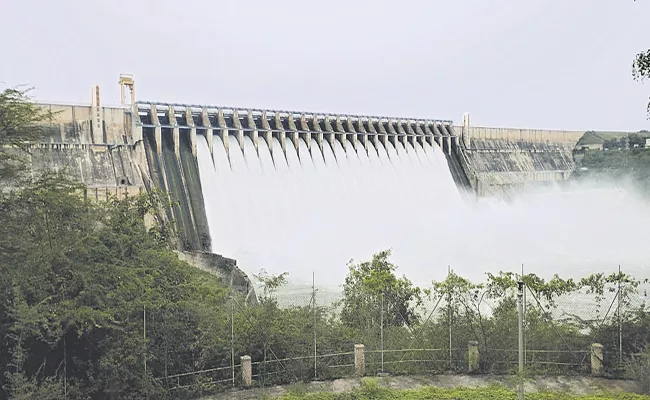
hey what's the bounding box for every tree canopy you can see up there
[339,250,422,330]
[0,177,235,400]
[0,86,234,400]
[0,87,54,183]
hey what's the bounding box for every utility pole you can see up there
[143,305,147,376]
[448,265,452,369]
[522,263,526,365]
[618,265,623,366]
[313,271,317,379]
[231,296,235,387]
[517,281,525,400]
[380,292,384,373]
[64,335,67,400]
[230,269,235,387]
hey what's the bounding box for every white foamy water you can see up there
[197,136,650,290]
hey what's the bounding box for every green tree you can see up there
[339,250,422,330]
[253,268,289,300]
[0,82,240,399]
[0,87,54,184]
[0,176,233,399]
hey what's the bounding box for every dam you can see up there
[21,81,650,287]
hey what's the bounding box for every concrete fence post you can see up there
[468,341,479,373]
[354,344,365,377]
[591,343,603,376]
[241,355,252,387]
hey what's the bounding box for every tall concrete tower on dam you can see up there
[19,75,594,285]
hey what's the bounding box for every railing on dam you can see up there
[130,101,460,158]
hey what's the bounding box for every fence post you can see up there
[241,355,252,387]
[354,344,365,377]
[468,341,479,373]
[591,343,603,376]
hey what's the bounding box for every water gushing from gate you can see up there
[197,135,466,287]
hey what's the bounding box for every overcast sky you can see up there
[2,0,649,131]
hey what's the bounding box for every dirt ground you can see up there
[201,374,641,399]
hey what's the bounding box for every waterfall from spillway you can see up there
[197,134,650,289]
[197,136,467,287]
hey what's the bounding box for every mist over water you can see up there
[197,136,650,291]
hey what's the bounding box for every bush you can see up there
[625,348,650,394]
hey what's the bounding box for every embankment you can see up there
[176,251,257,303]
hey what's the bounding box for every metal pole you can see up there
[618,265,623,366]
[380,292,384,373]
[448,266,452,369]
[230,270,235,387]
[522,263,526,366]
[143,305,147,376]
[64,335,67,400]
[313,271,317,379]
[231,296,235,387]
[517,281,524,400]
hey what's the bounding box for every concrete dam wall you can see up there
[19,103,144,200]
[14,98,254,298]
[27,100,589,220]
[29,102,211,251]
[457,121,585,196]
[16,90,594,288]
[134,101,461,164]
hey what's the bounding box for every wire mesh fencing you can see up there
[148,267,650,395]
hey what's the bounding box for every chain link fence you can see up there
[145,268,650,395]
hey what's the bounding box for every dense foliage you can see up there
[340,250,422,331]
[0,177,234,399]
[0,87,54,185]
[601,133,650,150]
[222,255,650,389]
[0,87,237,399]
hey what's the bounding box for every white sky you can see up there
[2,0,649,131]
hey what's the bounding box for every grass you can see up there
[277,378,650,400]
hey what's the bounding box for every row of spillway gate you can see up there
[130,102,461,162]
